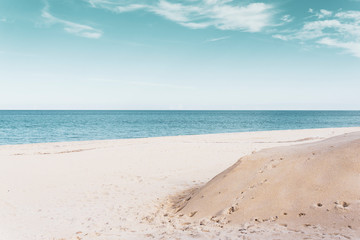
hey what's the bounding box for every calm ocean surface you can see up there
[0,110,360,145]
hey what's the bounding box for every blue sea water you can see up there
[0,110,360,145]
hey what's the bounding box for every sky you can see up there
[0,0,360,110]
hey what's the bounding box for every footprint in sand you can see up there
[227,204,239,214]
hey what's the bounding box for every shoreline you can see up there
[1,127,360,239]
[1,126,360,147]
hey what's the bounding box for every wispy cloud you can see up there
[205,36,230,42]
[281,14,293,23]
[273,9,360,58]
[86,0,276,33]
[42,3,102,39]
[316,9,333,19]
[317,37,360,57]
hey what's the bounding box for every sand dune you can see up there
[179,131,360,236]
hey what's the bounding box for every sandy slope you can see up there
[0,127,359,240]
[180,132,360,238]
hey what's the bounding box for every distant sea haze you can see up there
[0,110,360,145]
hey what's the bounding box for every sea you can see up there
[0,110,360,145]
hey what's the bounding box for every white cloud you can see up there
[0,17,7,22]
[86,0,276,33]
[42,4,102,39]
[206,36,230,42]
[116,4,148,13]
[318,37,360,57]
[272,34,289,41]
[180,22,211,29]
[150,1,198,23]
[274,9,360,58]
[316,9,333,19]
[281,14,293,23]
[335,11,360,22]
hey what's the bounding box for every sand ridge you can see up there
[178,132,360,237]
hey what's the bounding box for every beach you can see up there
[1,127,360,240]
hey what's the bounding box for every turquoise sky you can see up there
[1,0,359,110]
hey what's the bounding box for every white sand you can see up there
[0,127,359,240]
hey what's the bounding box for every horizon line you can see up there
[1,109,360,111]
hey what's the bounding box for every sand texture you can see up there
[179,131,360,237]
[0,127,360,240]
